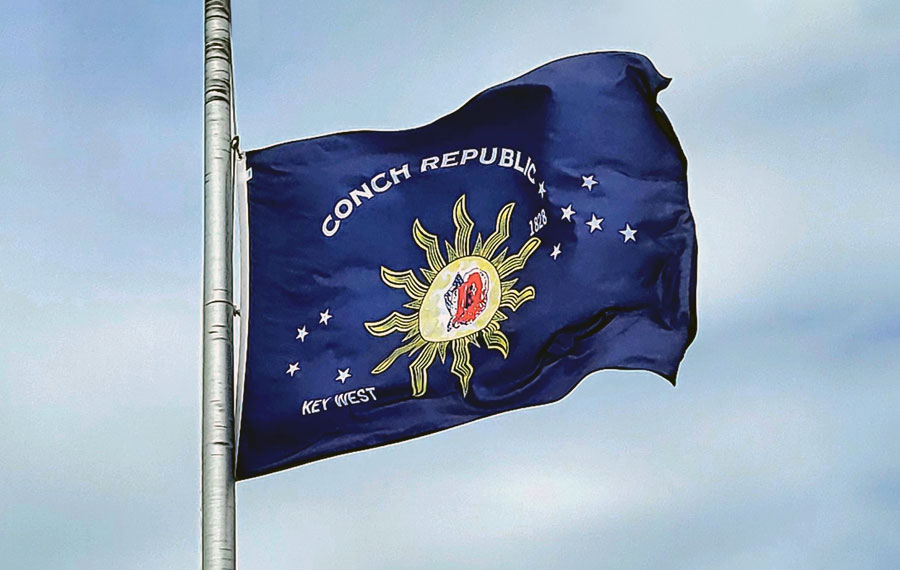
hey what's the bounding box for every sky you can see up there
[1,0,899,568]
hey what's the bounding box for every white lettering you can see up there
[479,147,498,165]
[349,183,373,206]
[460,148,478,165]
[371,172,392,193]
[322,215,340,237]
[440,151,460,168]
[334,198,353,220]
[421,156,440,172]
[301,399,322,415]
[389,163,411,184]
[513,151,526,173]
[321,163,411,237]
[321,153,544,238]
[309,387,378,413]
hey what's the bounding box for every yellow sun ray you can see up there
[364,311,418,336]
[409,343,438,396]
[471,233,484,256]
[450,337,474,396]
[402,298,423,310]
[491,247,508,266]
[444,241,460,263]
[497,237,540,278]
[371,336,426,375]
[412,218,445,272]
[481,202,516,258]
[364,194,539,397]
[482,326,510,358]
[380,267,429,299]
[499,286,536,311]
[453,194,474,257]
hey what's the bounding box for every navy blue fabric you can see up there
[237,52,696,480]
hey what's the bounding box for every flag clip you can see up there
[231,135,244,159]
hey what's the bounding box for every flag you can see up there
[235,51,697,480]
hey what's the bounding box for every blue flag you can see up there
[235,52,696,480]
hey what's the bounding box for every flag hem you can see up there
[234,156,252,462]
[236,365,676,481]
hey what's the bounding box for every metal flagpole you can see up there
[202,0,235,568]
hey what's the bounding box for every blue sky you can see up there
[2,1,899,568]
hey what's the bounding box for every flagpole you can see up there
[202,0,236,568]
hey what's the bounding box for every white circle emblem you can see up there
[418,256,501,342]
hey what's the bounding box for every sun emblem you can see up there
[364,194,540,397]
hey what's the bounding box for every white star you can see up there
[286,362,300,377]
[537,181,547,198]
[550,243,562,260]
[561,204,576,222]
[296,325,309,342]
[318,308,332,326]
[581,174,597,191]
[586,214,604,233]
[619,223,638,243]
[336,367,352,384]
